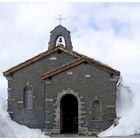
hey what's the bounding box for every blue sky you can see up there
[1,2,140,98]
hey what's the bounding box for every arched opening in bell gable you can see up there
[55,36,65,47]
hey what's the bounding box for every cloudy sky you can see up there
[0,2,140,98]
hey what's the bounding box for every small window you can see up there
[24,83,33,109]
[92,100,101,120]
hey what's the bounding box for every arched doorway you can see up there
[60,94,78,134]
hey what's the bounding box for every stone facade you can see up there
[3,25,120,136]
[44,62,119,135]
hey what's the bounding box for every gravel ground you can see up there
[51,134,140,138]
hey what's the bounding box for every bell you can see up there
[58,37,62,43]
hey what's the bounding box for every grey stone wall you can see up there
[7,51,77,129]
[6,49,119,135]
[44,62,118,135]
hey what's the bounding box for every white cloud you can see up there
[1,3,140,98]
[69,3,140,83]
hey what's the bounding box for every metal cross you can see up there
[55,15,65,25]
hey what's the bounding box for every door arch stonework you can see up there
[60,94,78,133]
[53,88,87,134]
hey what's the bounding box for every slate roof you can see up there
[3,45,120,77]
[41,56,120,80]
[3,45,81,76]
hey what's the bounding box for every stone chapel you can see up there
[3,25,120,136]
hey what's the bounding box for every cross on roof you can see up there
[55,15,65,25]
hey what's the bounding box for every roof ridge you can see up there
[41,56,120,80]
[3,46,119,77]
[3,46,81,76]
